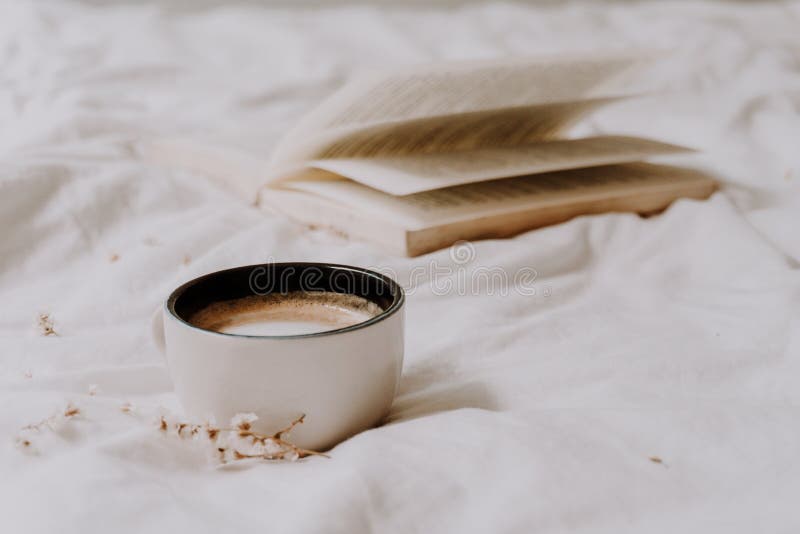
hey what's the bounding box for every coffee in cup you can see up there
[186,291,383,336]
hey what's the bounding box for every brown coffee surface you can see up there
[187,291,383,336]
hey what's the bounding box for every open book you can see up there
[142,53,716,256]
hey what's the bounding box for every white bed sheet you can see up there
[1,1,799,532]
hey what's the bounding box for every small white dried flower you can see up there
[88,384,99,396]
[37,313,57,336]
[155,413,170,433]
[231,412,258,431]
[247,439,266,456]
[206,445,227,464]
[64,403,80,417]
[262,438,283,457]
[204,423,221,442]
[14,434,37,455]
[228,433,252,454]
[283,450,299,462]
[175,422,192,438]
[220,446,236,464]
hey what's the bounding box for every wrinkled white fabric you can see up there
[1,1,799,533]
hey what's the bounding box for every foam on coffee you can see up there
[187,291,383,336]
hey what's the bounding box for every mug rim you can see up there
[165,262,405,340]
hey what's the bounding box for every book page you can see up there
[276,163,713,230]
[270,97,632,165]
[307,135,693,196]
[271,53,653,165]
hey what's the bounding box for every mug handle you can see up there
[151,306,166,355]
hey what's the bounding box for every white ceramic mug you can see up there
[152,263,405,450]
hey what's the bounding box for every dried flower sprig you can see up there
[157,412,328,464]
[13,396,327,466]
[14,402,81,454]
[37,313,57,336]
[22,402,81,430]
